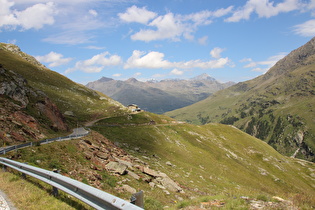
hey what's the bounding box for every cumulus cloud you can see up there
[0,0,56,30]
[131,13,185,42]
[210,47,225,59]
[35,52,72,67]
[65,52,122,74]
[170,69,184,75]
[124,50,172,69]
[293,19,315,36]
[225,0,300,22]
[242,53,287,73]
[121,5,233,42]
[124,50,230,70]
[118,5,157,24]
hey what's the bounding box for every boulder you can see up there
[122,185,137,194]
[127,170,140,180]
[143,167,160,177]
[106,161,127,175]
[156,176,184,193]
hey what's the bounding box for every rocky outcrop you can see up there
[0,67,29,107]
[1,44,45,68]
[36,97,68,131]
[0,98,45,143]
[0,66,68,144]
[77,131,184,194]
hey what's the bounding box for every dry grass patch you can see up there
[0,170,91,210]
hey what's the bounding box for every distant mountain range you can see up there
[166,37,315,162]
[86,74,235,114]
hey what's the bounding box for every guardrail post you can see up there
[2,165,7,172]
[130,190,144,208]
[22,172,26,179]
[52,169,59,196]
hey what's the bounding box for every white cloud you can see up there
[43,31,95,45]
[133,72,142,77]
[293,19,315,36]
[170,69,184,75]
[85,45,106,50]
[65,52,122,74]
[244,62,257,68]
[35,51,72,67]
[184,6,233,25]
[126,6,233,42]
[210,47,225,59]
[240,58,253,63]
[124,50,172,69]
[118,5,157,24]
[113,73,122,77]
[89,9,98,17]
[198,36,208,45]
[0,0,56,30]
[124,50,230,70]
[131,13,184,42]
[242,53,287,73]
[212,6,234,17]
[225,0,300,22]
[252,67,267,72]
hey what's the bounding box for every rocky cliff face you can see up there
[0,66,68,145]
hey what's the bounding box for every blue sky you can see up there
[1,0,315,84]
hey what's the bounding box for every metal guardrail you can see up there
[0,133,88,155]
[0,157,143,210]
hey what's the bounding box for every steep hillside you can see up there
[166,37,315,162]
[0,43,127,145]
[86,74,234,114]
[5,113,315,209]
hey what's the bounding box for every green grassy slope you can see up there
[0,43,127,128]
[166,38,315,162]
[91,115,315,208]
[5,113,315,209]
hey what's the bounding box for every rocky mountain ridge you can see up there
[86,74,234,114]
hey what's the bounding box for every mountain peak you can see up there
[265,37,315,78]
[126,78,138,83]
[98,77,113,82]
[190,73,216,81]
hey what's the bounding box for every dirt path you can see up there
[84,117,109,127]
